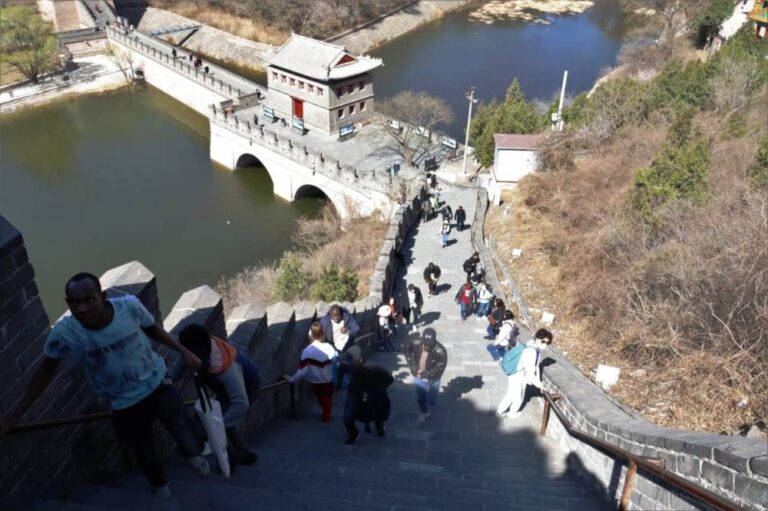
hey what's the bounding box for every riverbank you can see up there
[329,0,472,54]
[0,54,128,114]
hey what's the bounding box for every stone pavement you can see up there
[239,183,608,510]
[14,184,607,510]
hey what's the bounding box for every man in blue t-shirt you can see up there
[1,273,209,496]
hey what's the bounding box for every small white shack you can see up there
[485,133,544,205]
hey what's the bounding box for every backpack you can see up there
[501,344,528,375]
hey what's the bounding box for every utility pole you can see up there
[462,86,478,176]
[552,70,568,131]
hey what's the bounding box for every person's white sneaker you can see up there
[187,455,210,477]
[152,484,172,497]
[416,412,430,424]
[495,411,507,418]
[505,411,522,420]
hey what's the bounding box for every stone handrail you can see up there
[208,107,394,199]
[106,26,264,100]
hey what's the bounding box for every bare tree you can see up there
[631,0,689,53]
[377,91,454,167]
[710,56,762,127]
[106,43,135,84]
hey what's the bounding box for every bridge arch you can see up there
[235,153,275,192]
[294,184,344,218]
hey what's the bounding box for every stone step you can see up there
[109,471,592,511]
[69,484,185,511]
[159,462,597,501]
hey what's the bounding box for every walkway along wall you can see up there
[107,27,260,115]
[473,192,768,510]
[0,215,381,497]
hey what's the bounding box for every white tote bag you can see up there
[194,382,231,478]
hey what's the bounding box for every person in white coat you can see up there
[496,329,553,419]
[285,323,337,422]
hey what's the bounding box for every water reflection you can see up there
[1,87,321,314]
[371,2,625,138]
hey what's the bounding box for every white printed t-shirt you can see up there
[43,296,166,410]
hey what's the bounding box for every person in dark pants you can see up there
[179,324,261,471]
[404,328,447,424]
[171,47,177,59]
[455,280,476,321]
[423,262,441,297]
[463,252,481,282]
[342,347,394,445]
[405,283,424,330]
[0,273,208,497]
[486,298,506,340]
[455,206,467,232]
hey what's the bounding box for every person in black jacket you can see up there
[463,252,481,281]
[423,262,441,296]
[404,328,447,423]
[404,283,424,328]
[455,206,467,232]
[342,346,394,445]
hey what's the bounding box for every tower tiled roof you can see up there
[268,34,382,81]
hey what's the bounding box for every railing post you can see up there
[540,398,551,436]
[619,460,638,511]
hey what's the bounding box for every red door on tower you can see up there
[292,97,304,119]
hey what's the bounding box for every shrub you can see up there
[648,60,713,116]
[633,114,710,221]
[748,136,768,191]
[692,0,736,47]
[311,264,358,302]
[272,252,311,301]
[469,80,543,168]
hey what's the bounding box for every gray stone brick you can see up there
[0,263,34,305]
[675,453,701,478]
[700,460,735,492]
[5,298,46,338]
[0,216,23,260]
[750,456,768,478]
[0,255,15,281]
[712,438,767,472]
[735,473,768,507]
[12,246,27,267]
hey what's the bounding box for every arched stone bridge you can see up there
[106,27,408,220]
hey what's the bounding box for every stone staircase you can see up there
[2,184,609,510]
[15,384,605,511]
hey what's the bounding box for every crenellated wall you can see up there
[0,215,381,498]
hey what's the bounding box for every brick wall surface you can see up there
[0,215,382,498]
[537,339,768,510]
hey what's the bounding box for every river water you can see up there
[0,88,321,314]
[372,0,626,138]
[0,2,626,314]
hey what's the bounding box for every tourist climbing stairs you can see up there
[2,184,609,511]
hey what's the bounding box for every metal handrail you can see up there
[7,379,295,435]
[539,392,748,511]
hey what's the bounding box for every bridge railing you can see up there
[105,26,264,100]
[209,105,396,197]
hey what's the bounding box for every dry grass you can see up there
[0,62,26,86]
[486,103,768,434]
[217,203,388,314]
[151,2,289,45]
